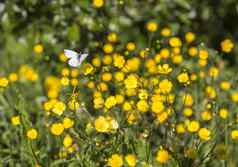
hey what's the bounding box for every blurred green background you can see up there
[0,0,237,71]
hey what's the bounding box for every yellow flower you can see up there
[188,47,198,57]
[183,108,193,117]
[159,79,173,94]
[209,67,219,78]
[82,63,94,75]
[176,123,185,134]
[52,101,66,115]
[60,77,70,86]
[231,92,238,102]
[221,39,234,53]
[103,55,112,65]
[124,74,138,89]
[138,89,148,100]
[115,94,124,104]
[126,42,136,51]
[63,117,74,129]
[161,27,171,37]
[61,68,70,76]
[160,48,170,59]
[105,96,117,109]
[59,52,68,62]
[113,54,125,68]
[137,100,149,112]
[156,148,170,163]
[158,64,172,74]
[169,37,182,47]
[94,116,110,133]
[157,112,169,123]
[63,135,73,148]
[92,0,104,8]
[68,99,80,110]
[27,128,38,140]
[11,116,20,125]
[201,111,212,121]
[177,72,190,84]
[220,81,231,91]
[51,123,64,136]
[187,121,200,132]
[19,65,38,81]
[33,44,44,54]
[8,73,18,82]
[102,72,112,82]
[146,21,158,32]
[107,32,117,43]
[92,57,101,67]
[125,154,136,167]
[0,77,9,87]
[219,108,228,119]
[206,86,216,99]
[185,32,196,43]
[108,154,123,167]
[151,101,164,114]
[114,71,125,81]
[183,94,193,106]
[103,43,113,54]
[199,50,208,59]
[198,128,211,141]
[231,130,238,140]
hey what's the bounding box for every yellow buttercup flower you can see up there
[63,135,73,148]
[33,44,44,54]
[177,72,190,85]
[199,50,208,59]
[50,123,64,136]
[156,148,170,163]
[158,64,172,74]
[231,130,238,140]
[219,108,228,119]
[124,74,138,89]
[27,128,38,140]
[63,117,74,129]
[92,0,104,8]
[146,21,158,32]
[0,77,9,87]
[52,101,66,115]
[137,100,149,113]
[221,39,234,53]
[103,43,113,54]
[94,116,110,133]
[108,154,123,167]
[8,73,18,82]
[185,32,196,43]
[176,123,185,134]
[188,47,198,57]
[126,42,136,51]
[125,154,136,167]
[11,116,21,125]
[187,120,200,132]
[198,128,211,141]
[169,37,182,47]
[161,27,171,37]
[105,96,117,109]
[159,79,173,94]
[107,32,117,43]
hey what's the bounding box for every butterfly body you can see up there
[64,49,88,67]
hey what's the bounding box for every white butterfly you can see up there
[64,49,88,67]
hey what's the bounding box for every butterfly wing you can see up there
[79,53,88,65]
[68,58,81,67]
[64,49,78,58]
